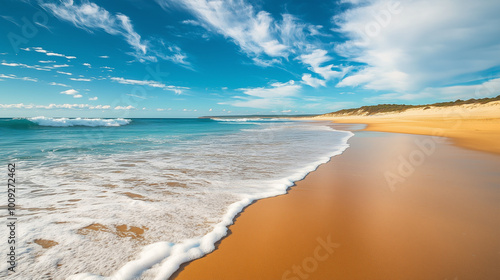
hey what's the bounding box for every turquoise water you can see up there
[0,118,256,160]
[0,117,353,280]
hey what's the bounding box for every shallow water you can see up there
[0,117,352,279]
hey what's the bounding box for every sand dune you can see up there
[312,101,500,154]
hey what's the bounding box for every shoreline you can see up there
[173,123,500,279]
[147,133,354,279]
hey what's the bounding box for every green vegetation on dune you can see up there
[321,95,500,117]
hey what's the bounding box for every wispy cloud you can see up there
[365,78,500,103]
[160,0,292,60]
[161,0,344,79]
[0,74,38,82]
[110,76,189,94]
[24,47,76,59]
[148,43,192,68]
[83,63,91,68]
[42,1,147,56]
[298,49,350,83]
[41,0,187,65]
[224,80,301,109]
[61,89,78,95]
[1,61,51,71]
[70,77,92,81]
[114,105,135,110]
[181,19,201,26]
[301,73,326,88]
[335,0,500,94]
[57,71,72,76]
[98,55,109,58]
[49,82,70,87]
[89,96,98,101]
[0,103,117,110]
[60,89,82,98]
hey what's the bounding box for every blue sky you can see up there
[1,0,499,118]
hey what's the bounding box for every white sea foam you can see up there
[0,121,353,280]
[211,117,285,122]
[27,116,131,127]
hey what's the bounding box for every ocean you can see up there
[0,117,353,279]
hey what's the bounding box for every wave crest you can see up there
[211,118,286,122]
[27,117,131,127]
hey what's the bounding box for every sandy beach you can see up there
[313,101,500,155]
[173,120,500,279]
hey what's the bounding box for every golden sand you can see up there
[174,129,500,279]
[122,192,148,200]
[313,101,500,154]
[78,223,148,239]
[34,239,58,249]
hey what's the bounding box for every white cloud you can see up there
[57,71,72,76]
[61,89,79,95]
[0,74,38,82]
[111,77,166,88]
[161,0,288,58]
[181,19,201,26]
[114,105,135,110]
[299,49,349,82]
[42,1,149,60]
[93,105,111,109]
[301,73,326,88]
[160,0,328,66]
[155,45,191,67]
[83,63,91,68]
[99,56,109,58]
[73,94,83,98]
[31,47,76,59]
[0,103,113,110]
[160,0,343,74]
[49,82,70,87]
[1,61,51,71]
[39,60,56,63]
[53,64,70,68]
[335,0,500,93]
[365,78,500,103]
[110,76,189,94]
[70,78,92,81]
[89,97,98,101]
[226,80,301,109]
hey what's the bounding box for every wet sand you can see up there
[173,129,500,279]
